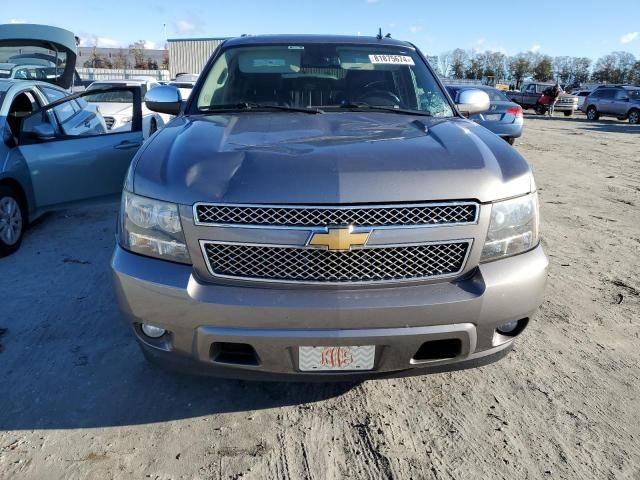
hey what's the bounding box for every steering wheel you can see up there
[355,89,402,107]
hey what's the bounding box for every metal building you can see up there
[167,38,226,78]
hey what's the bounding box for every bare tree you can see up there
[553,56,572,83]
[129,40,147,69]
[111,48,129,69]
[439,51,452,78]
[426,55,441,75]
[592,51,635,83]
[570,57,592,84]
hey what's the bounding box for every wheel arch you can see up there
[0,176,30,219]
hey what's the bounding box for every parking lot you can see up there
[0,114,638,479]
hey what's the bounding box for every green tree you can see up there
[449,48,469,79]
[532,56,553,82]
[465,55,484,80]
[508,54,531,89]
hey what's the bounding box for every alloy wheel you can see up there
[629,110,639,125]
[0,196,23,246]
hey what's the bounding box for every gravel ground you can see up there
[1,115,639,480]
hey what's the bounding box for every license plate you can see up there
[298,345,375,371]
[484,113,502,121]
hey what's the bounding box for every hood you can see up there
[92,102,132,116]
[0,24,77,89]
[133,112,533,205]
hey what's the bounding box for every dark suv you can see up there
[582,85,640,124]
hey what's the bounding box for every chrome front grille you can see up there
[202,241,471,284]
[104,116,115,129]
[195,202,478,227]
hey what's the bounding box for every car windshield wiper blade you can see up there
[336,102,432,116]
[201,102,323,114]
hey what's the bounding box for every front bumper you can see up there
[111,244,548,380]
[551,103,578,112]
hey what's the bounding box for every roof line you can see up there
[167,37,229,42]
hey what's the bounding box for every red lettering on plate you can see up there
[320,347,354,368]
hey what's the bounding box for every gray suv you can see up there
[582,85,640,124]
[111,35,548,380]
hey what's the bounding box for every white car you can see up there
[85,80,169,138]
[168,73,198,100]
[570,90,591,109]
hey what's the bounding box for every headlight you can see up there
[119,116,132,124]
[480,192,539,262]
[119,191,191,264]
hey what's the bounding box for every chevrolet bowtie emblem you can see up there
[308,226,371,251]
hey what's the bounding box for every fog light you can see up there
[141,324,166,338]
[496,320,519,334]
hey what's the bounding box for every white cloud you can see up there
[528,44,541,53]
[409,25,421,34]
[143,40,157,49]
[174,19,197,34]
[9,19,25,24]
[78,34,124,48]
[620,32,639,44]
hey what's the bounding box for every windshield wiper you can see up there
[336,102,432,116]
[201,102,323,114]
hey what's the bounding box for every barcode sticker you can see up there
[368,54,414,66]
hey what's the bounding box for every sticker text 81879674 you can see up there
[368,54,415,66]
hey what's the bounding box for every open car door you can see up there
[16,87,143,211]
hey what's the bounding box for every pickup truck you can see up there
[507,82,578,116]
[111,34,548,380]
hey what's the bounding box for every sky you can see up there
[2,0,639,60]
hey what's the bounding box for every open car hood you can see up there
[0,23,77,89]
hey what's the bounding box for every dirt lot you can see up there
[1,115,639,480]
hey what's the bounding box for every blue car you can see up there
[0,24,145,256]
[446,85,524,145]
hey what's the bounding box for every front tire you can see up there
[628,109,639,125]
[535,103,547,115]
[0,185,26,257]
[586,106,599,121]
[505,137,515,145]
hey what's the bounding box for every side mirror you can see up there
[145,85,182,115]
[32,123,56,140]
[456,89,491,116]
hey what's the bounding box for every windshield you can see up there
[195,44,453,116]
[85,84,140,103]
[483,88,510,102]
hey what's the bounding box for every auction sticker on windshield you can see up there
[369,54,415,65]
[299,345,375,371]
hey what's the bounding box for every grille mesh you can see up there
[203,242,469,283]
[196,203,477,227]
[104,116,115,129]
